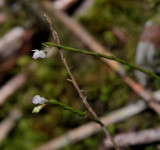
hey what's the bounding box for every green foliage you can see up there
[145,146,156,150]
[147,0,160,8]
[107,125,116,135]
[1,118,47,150]
[103,31,117,45]
[100,86,112,102]
[79,0,152,46]
[17,56,31,67]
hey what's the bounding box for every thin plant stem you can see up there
[46,99,102,125]
[44,42,160,81]
[44,14,120,150]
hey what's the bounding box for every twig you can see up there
[0,12,6,24]
[44,14,120,150]
[112,27,126,44]
[123,76,160,114]
[0,109,22,144]
[0,73,28,106]
[0,27,25,62]
[43,42,160,81]
[53,0,78,11]
[33,100,146,150]
[104,128,160,148]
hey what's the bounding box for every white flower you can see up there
[32,95,47,104]
[32,49,46,59]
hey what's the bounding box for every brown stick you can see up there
[33,100,146,150]
[123,76,160,114]
[73,0,94,17]
[0,27,33,72]
[112,27,126,44]
[0,27,25,62]
[43,2,160,114]
[44,13,120,150]
[0,0,4,8]
[53,0,78,11]
[104,128,160,148]
[0,109,22,144]
[0,12,6,24]
[0,73,28,106]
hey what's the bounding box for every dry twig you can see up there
[0,73,28,106]
[53,0,78,11]
[0,109,22,144]
[44,14,120,150]
[104,128,160,148]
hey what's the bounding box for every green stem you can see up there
[43,42,160,81]
[45,100,102,125]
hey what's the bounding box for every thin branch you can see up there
[0,109,22,143]
[0,73,28,106]
[44,14,120,150]
[44,42,160,81]
[104,128,160,148]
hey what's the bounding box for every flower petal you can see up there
[32,95,47,104]
[31,50,46,59]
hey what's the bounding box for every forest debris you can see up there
[0,73,28,106]
[0,27,33,72]
[0,109,22,144]
[0,12,6,24]
[53,0,78,11]
[74,0,94,17]
[0,0,4,8]
[33,100,146,150]
[112,27,126,44]
[0,26,25,62]
[153,89,160,101]
[104,128,160,148]
[123,76,160,114]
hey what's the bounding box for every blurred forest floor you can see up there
[0,0,160,150]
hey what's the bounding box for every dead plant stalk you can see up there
[44,14,120,150]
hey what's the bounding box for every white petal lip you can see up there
[32,49,46,59]
[32,95,47,104]
[32,95,41,104]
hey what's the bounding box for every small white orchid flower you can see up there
[32,49,46,59]
[32,95,47,105]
